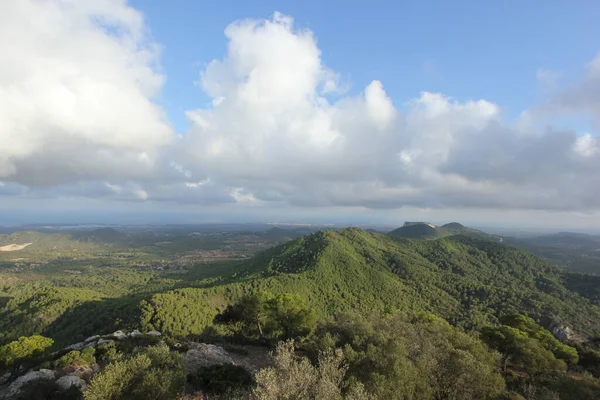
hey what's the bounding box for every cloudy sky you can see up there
[1,0,600,229]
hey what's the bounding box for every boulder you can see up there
[185,343,234,374]
[551,324,575,341]
[7,369,55,397]
[63,364,95,380]
[84,335,100,343]
[97,338,113,345]
[56,375,86,391]
[129,329,142,337]
[110,330,127,340]
[147,330,162,336]
[0,372,11,385]
[64,342,85,351]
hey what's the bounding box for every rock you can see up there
[7,369,55,396]
[147,330,162,336]
[185,343,234,374]
[63,364,95,380]
[129,329,142,337]
[56,375,86,391]
[84,335,100,343]
[97,339,113,345]
[64,342,85,351]
[551,324,575,341]
[110,330,127,340]
[0,372,11,385]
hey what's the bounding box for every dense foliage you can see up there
[138,229,600,339]
[3,227,600,399]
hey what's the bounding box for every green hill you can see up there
[388,223,444,239]
[389,222,502,242]
[3,227,600,347]
[136,228,600,340]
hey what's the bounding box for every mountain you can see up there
[136,228,600,340]
[4,227,600,349]
[388,223,445,239]
[388,221,503,242]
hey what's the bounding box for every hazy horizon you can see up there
[1,1,599,230]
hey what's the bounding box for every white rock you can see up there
[8,369,55,396]
[97,339,113,345]
[110,330,127,340]
[84,335,100,343]
[129,329,142,337]
[56,375,87,391]
[0,372,11,385]
[147,330,162,336]
[185,344,234,374]
[551,324,575,341]
[64,342,85,351]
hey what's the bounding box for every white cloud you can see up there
[2,6,600,216]
[0,0,172,186]
[541,53,600,127]
[174,12,600,211]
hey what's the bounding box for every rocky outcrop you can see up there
[84,335,100,343]
[56,375,86,391]
[7,369,55,397]
[64,342,86,351]
[109,330,127,340]
[551,324,575,341]
[185,343,235,373]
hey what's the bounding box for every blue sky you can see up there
[1,1,600,229]
[134,0,600,132]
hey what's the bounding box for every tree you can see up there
[216,291,271,338]
[253,340,372,400]
[216,292,317,341]
[481,325,566,375]
[499,315,578,364]
[84,344,185,400]
[267,293,317,340]
[0,335,54,374]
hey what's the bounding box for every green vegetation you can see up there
[84,344,185,400]
[54,347,96,369]
[216,292,317,341]
[138,229,600,339]
[388,222,502,241]
[3,226,600,399]
[0,335,53,374]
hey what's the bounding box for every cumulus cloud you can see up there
[2,6,599,214]
[0,0,172,186]
[541,53,600,127]
[175,12,600,211]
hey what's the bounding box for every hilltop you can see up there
[388,221,503,242]
[136,228,600,339]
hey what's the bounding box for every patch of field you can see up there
[0,243,33,252]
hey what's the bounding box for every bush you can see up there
[55,347,96,368]
[188,364,254,395]
[253,340,372,400]
[84,344,185,400]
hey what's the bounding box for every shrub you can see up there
[55,347,96,368]
[84,344,185,400]
[188,364,254,395]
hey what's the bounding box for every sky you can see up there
[1,0,600,230]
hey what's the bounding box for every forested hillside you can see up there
[138,229,600,339]
[3,228,600,399]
